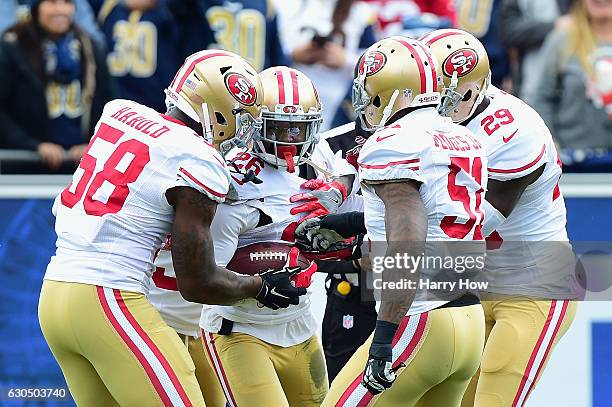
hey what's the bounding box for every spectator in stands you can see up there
[0,0,106,48]
[274,0,377,131]
[530,0,612,170]
[166,0,216,59]
[0,0,114,170]
[91,0,211,113]
[331,0,455,128]
[197,0,289,72]
[455,0,510,89]
[362,0,456,38]
[499,0,573,102]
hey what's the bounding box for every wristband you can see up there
[369,320,399,360]
[320,211,366,238]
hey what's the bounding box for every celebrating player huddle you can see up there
[39,28,577,407]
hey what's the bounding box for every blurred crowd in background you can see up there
[0,0,610,174]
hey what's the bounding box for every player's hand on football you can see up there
[37,142,65,170]
[255,247,313,309]
[290,178,347,218]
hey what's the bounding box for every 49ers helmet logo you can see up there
[358,51,386,77]
[225,73,257,106]
[443,48,478,77]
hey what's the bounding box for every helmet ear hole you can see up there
[373,95,381,107]
[462,89,473,101]
[215,112,227,125]
[219,131,225,138]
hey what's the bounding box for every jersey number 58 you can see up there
[60,123,151,216]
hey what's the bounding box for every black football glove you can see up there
[255,247,309,310]
[362,321,404,395]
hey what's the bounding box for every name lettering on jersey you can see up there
[110,106,171,138]
[432,131,482,152]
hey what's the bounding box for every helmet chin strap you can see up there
[302,156,332,179]
[449,71,459,92]
[378,89,400,128]
[277,145,297,173]
[200,102,214,144]
[459,71,491,123]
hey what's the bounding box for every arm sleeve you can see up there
[498,0,555,49]
[320,211,366,238]
[210,203,260,266]
[172,154,231,203]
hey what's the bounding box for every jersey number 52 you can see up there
[60,123,151,216]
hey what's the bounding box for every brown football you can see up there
[226,242,309,276]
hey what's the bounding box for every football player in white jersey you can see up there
[148,66,354,407]
[421,28,579,407]
[321,37,487,407]
[38,51,310,407]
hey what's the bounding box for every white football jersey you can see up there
[45,99,231,294]
[358,107,488,315]
[149,140,337,344]
[465,86,578,298]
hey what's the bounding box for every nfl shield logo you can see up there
[342,314,354,330]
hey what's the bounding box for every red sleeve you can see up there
[414,0,457,27]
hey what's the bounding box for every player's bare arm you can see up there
[334,174,355,196]
[167,186,262,304]
[373,180,427,326]
[487,164,545,217]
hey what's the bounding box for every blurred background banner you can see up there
[0,197,71,406]
[0,174,611,406]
